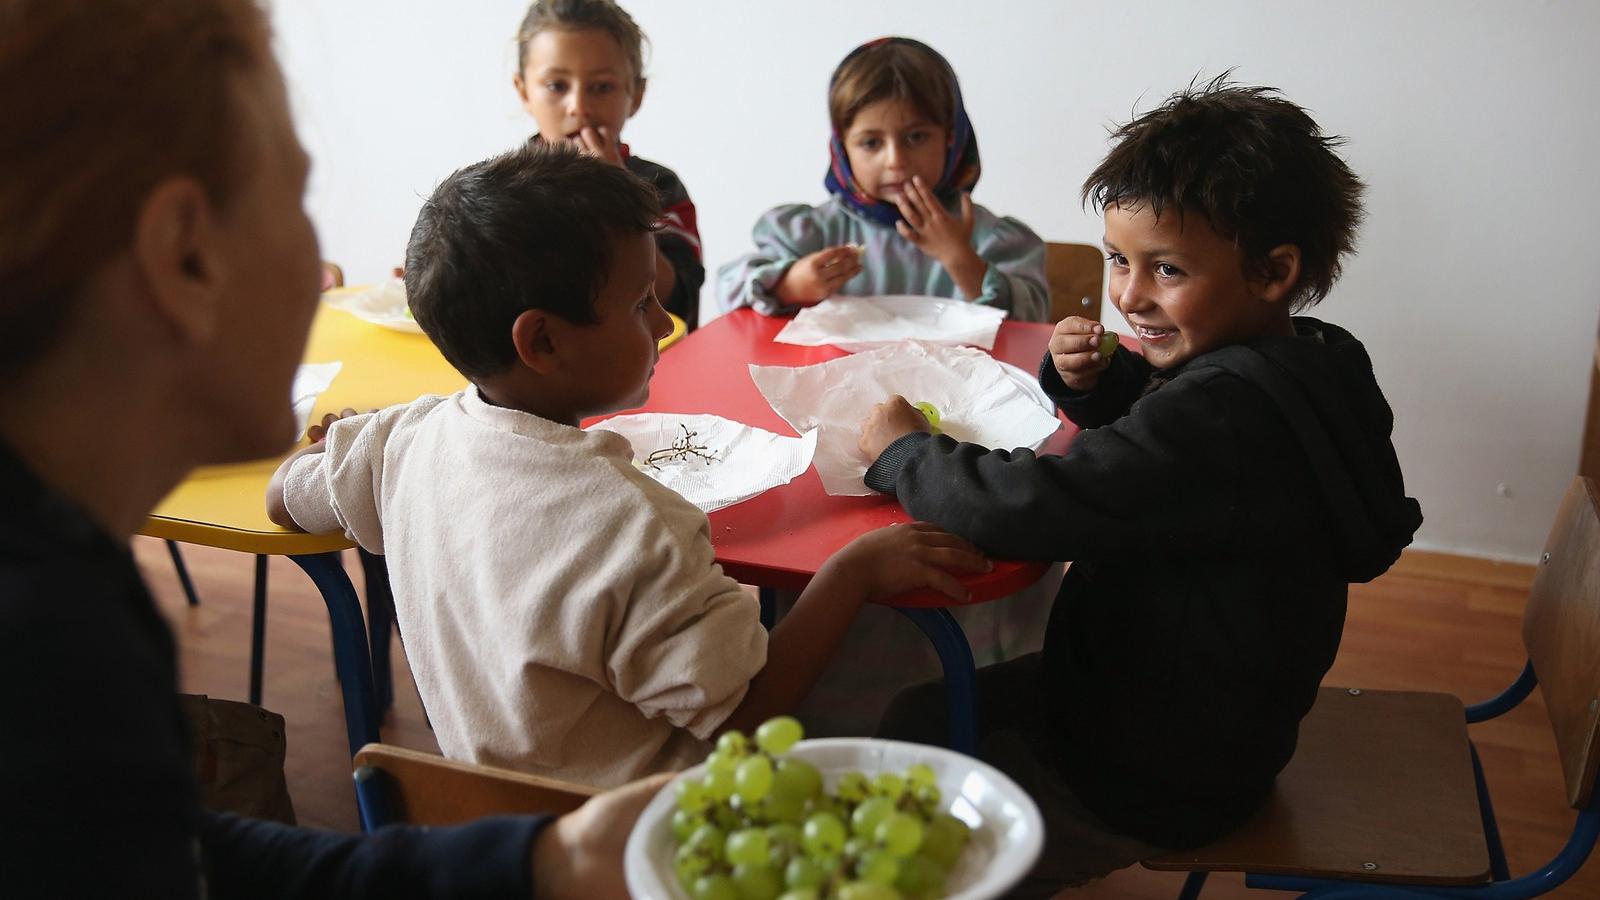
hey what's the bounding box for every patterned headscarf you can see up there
[824,37,981,228]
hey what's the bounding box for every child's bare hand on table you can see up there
[304,408,370,444]
[773,245,864,306]
[823,522,991,603]
[857,394,933,460]
[266,407,371,529]
[1049,315,1117,392]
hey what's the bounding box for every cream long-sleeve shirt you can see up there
[281,388,765,787]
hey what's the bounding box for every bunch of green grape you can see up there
[669,716,973,900]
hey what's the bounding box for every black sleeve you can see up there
[657,232,705,329]
[865,371,1247,562]
[0,561,546,900]
[0,570,206,900]
[200,812,547,900]
[1038,345,1156,429]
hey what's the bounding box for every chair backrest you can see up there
[353,743,598,829]
[1523,476,1600,809]
[1045,241,1105,323]
[320,261,345,291]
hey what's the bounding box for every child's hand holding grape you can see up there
[1048,316,1118,392]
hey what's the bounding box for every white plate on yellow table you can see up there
[323,279,422,333]
[623,738,1045,900]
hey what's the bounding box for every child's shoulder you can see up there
[752,196,859,240]
[623,153,689,194]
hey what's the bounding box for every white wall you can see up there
[272,0,1600,562]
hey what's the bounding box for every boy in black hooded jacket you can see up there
[856,77,1423,891]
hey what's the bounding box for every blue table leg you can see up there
[893,607,978,756]
[290,552,381,757]
[248,554,268,705]
[358,548,395,712]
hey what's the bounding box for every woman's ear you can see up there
[510,307,559,375]
[628,77,647,118]
[1256,243,1303,306]
[133,175,224,345]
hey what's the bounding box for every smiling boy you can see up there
[857,79,1423,890]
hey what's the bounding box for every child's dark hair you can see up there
[515,0,646,87]
[404,142,661,380]
[829,39,954,135]
[1082,75,1365,310]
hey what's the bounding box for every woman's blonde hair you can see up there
[0,0,273,375]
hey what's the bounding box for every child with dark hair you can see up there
[717,37,1049,322]
[512,0,705,328]
[265,143,988,787]
[857,78,1423,891]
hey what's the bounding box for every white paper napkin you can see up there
[750,341,1059,496]
[292,361,343,433]
[323,279,421,333]
[590,413,818,513]
[773,295,1007,352]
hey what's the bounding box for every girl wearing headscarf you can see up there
[717,38,1049,322]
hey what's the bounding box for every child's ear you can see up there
[628,77,647,118]
[510,308,560,375]
[1256,243,1303,306]
[512,71,533,109]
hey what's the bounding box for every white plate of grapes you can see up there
[624,717,1044,900]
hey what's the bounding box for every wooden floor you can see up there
[133,539,1600,898]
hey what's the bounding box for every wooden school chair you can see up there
[352,743,598,832]
[1142,476,1600,899]
[1045,241,1106,323]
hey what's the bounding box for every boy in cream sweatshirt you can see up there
[266,143,986,787]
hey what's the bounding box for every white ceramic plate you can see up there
[323,279,423,334]
[624,738,1044,899]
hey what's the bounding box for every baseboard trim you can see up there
[1388,549,1537,591]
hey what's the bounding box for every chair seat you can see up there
[1143,686,1492,886]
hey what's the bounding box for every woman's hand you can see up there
[1048,317,1116,392]
[857,394,932,461]
[772,245,864,306]
[530,772,673,900]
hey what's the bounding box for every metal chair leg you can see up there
[758,586,776,630]
[166,540,201,607]
[290,551,380,757]
[358,548,394,712]
[893,607,978,756]
[248,554,268,706]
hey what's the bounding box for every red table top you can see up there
[588,308,1083,606]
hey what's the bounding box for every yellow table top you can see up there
[143,292,686,555]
